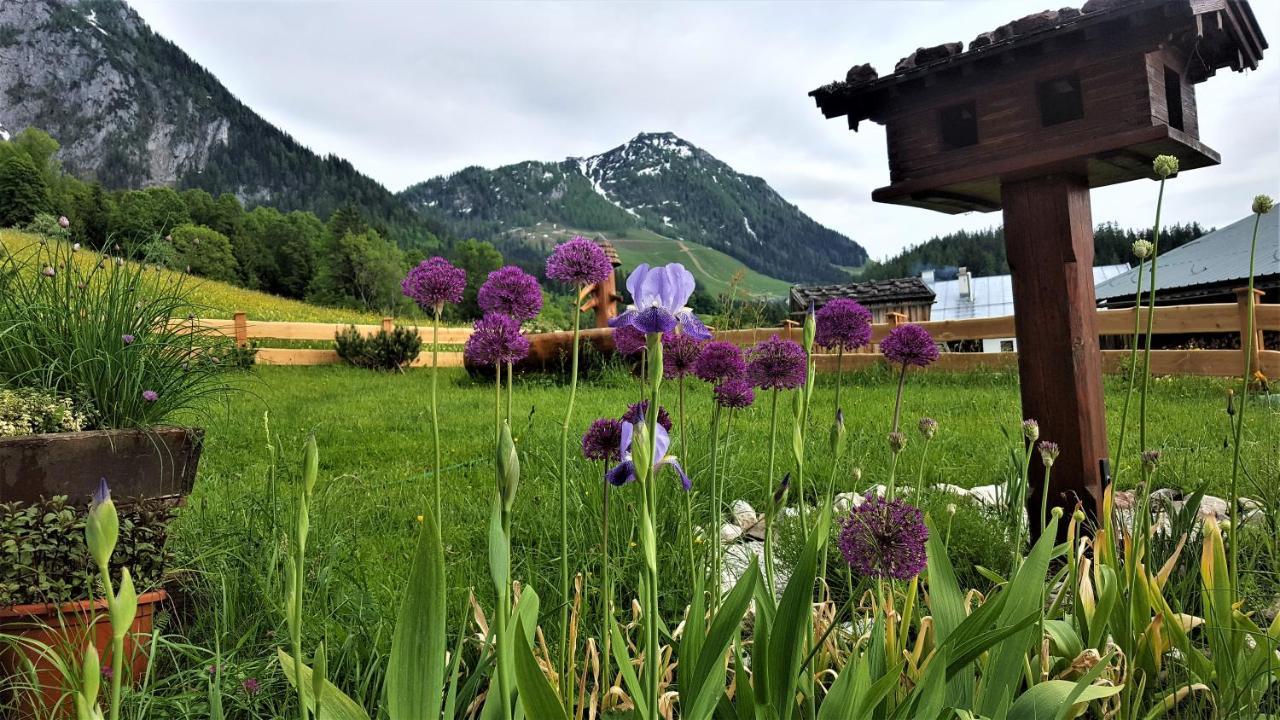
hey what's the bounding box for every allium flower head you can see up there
[714,378,755,409]
[623,401,672,432]
[746,335,807,390]
[1153,155,1179,179]
[694,341,746,384]
[464,312,530,367]
[478,265,543,321]
[242,678,260,696]
[42,266,55,277]
[918,417,938,440]
[402,257,466,312]
[1253,194,1274,215]
[581,418,623,462]
[815,298,873,351]
[1038,441,1060,467]
[881,324,939,367]
[612,263,710,339]
[837,496,928,580]
[58,215,70,229]
[121,334,136,345]
[1141,449,1161,472]
[888,431,907,454]
[142,390,158,403]
[1021,419,1040,442]
[612,323,647,356]
[546,236,613,286]
[605,419,690,490]
[1132,239,1154,260]
[662,332,703,379]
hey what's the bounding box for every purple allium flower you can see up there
[478,265,543,322]
[612,323,647,357]
[101,665,113,680]
[1141,449,1161,472]
[918,417,938,440]
[837,496,928,580]
[746,335,807,390]
[662,332,703,379]
[207,664,218,676]
[42,266,55,277]
[714,378,755,409]
[612,263,711,340]
[1038,440,1060,468]
[464,312,530,367]
[122,334,136,345]
[581,418,623,462]
[546,236,613,286]
[815,298,873,351]
[402,257,466,313]
[888,431,908,454]
[242,678,260,696]
[58,215,70,229]
[623,401,672,432]
[142,390,159,403]
[693,341,746,384]
[605,419,690,490]
[880,324,939,368]
[1021,419,1040,442]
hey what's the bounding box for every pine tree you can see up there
[0,153,49,227]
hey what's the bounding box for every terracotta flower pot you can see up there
[0,590,167,718]
[0,427,203,505]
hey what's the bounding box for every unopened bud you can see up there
[772,472,791,510]
[829,409,847,460]
[1252,194,1274,215]
[1038,441,1060,468]
[1132,239,1153,260]
[918,417,938,440]
[1153,155,1179,179]
[1021,419,1040,443]
[498,420,520,509]
[303,434,319,495]
[1141,450,1161,472]
[85,479,118,570]
[803,301,816,353]
[888,431,907,454]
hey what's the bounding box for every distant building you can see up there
[925,265,1130,352]
[1094,212,1279,308]
[790,278,935,323]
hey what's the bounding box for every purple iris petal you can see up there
[633,306,677,334]
[668,458,691,491]
[620,263,702,337]
[606,460,636,487]
[676,311,712,341]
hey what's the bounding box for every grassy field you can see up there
[168,362,1277,700]
[507,224,794,297]
[1,230,383,323]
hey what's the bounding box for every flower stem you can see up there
[709,403,722,609]
[679,377,697,590]
[834,347,844,414]
[641,333,664,720]
[431,310,442,520]
[493,368,513,720]
[891,364,907,434]
[557,294,584,705]
[765,388,780,593]
[914,438,932,500]
[1138,179,1167,454]
[1112,257,1145,485]
[600,469,612,693]
[1228,211,1263,590]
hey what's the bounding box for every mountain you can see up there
[0,0,438,248]
[400,132,868,284]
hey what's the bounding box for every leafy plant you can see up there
[0,386,91,437]
[333,326,422,371]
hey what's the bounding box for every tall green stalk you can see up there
[890,364,908,434]
[430,310,443,520]
[640,332,664,720]
[557,294,584,701]
[708,403,723,609]
[1111,255,1146,484]
[764,388,781,592]
[492,367,513,720]
[600,471,612,693]
[1138,175,1169,453]
[1228,203,1267,588]
[678,377,697,590]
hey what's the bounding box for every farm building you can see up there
[925,264,1130,352]
[789,278,935,323]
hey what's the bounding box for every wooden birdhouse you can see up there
[810,0,1266,537]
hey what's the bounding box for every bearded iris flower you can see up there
[605,418,690,491]
[612,263,710,340]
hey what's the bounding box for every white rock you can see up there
[967,484,1005,507]
[932,483,971,497]
[721,541,789,598]
[1197,495,1230,520]
[833,492,865,513]
[731,499,759,529]
[720,523,744,544]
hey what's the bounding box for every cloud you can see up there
[128,0,1279,262]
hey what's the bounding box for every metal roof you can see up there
[1093,212,1280,303]
[927,265,1130,321]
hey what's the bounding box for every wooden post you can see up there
[1003,175,1109,539]
[1234,287,1264,375]
[233,312,247,348]
[381,317,394,333]
[887,311,906,327]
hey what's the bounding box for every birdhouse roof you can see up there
[790,277,936,311]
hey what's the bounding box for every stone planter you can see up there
[0,427,204,504]
[0,591,167,718]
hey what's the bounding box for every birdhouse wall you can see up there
[1145,46,1199,138]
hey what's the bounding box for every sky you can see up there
[127,0,1280,262]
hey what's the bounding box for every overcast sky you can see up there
[127,0,1279,261]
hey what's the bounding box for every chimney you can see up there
[958,266,972,301]
[921,269,935,284]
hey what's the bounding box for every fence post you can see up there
[1235,287,1264,374]
[233,312,247,347]
[887,311,906,328]
[382,317,394,333]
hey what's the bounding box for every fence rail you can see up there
[205,293,1277,377]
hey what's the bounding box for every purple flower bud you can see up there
[58,216,70,229]
[1038,440,1060,468]
[694,341,746,384]
[122,334,135,345]
[713,378,755,409]
[242,678,260,695]
[581,418,623,462]
[142,390,159,402]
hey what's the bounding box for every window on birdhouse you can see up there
[1164,67,1184,131]
[939,101,978,150]
[1036,73,1084,126]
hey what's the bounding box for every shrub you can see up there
[0,495,171,606]
[23,213,70,242]
[0,387,91,437]
[334,325,422,370]
[168,223,240,283]
[0,240,231,429]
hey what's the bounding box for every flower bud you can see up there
[498,420,520,510]
[1131,239,1153,260]
[1072,509,1086,523]
[888,431,907,454]
[1021,419,1040,443]
[1252,194,1274,215]
[58,215,70,229]
[1038,441,1060,468]
[946,503,957,517]
[829,409,847,460]
[1051,506,1064,519]
[81,643,101,705]
[851,467,862,484]
[1226,389,1235,417]
[918,417,938,440]
[646,333,664,391]
[311,640,327,709]
[1153,155,1179,179]
[110,568,139,640]
[1141,449,1161,473]
[631,419,652,483]
[772,472,791,511]
[803,301,817,354]
[303,434,319,495]
[85,479,118,570]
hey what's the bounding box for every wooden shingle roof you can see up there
[790,278,936,311]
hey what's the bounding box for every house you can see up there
[790,278,935,323]
[926,265,1131,351]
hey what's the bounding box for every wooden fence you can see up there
[206,293,1278,378]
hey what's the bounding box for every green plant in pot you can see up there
[0,490,171,718]
[0,237,232,504]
